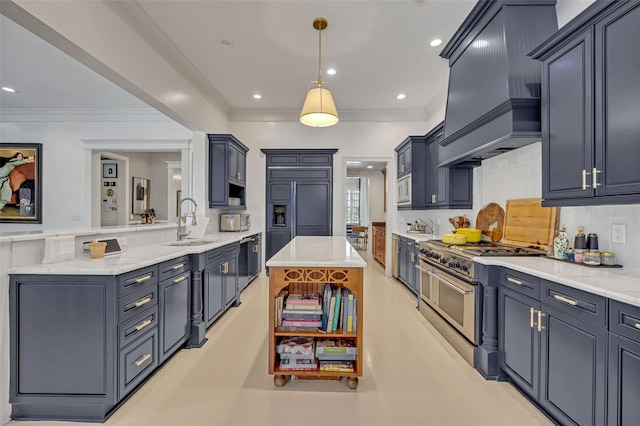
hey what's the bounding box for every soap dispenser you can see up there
[554,224,569,260]
[573,226,586,263]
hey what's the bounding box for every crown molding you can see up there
[0,108,172,122]
[111,1,231,117]
[229,108,429,123]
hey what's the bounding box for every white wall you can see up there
[347,170,386,223]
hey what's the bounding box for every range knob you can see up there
[440,258,447,264]
[460,265,468,272]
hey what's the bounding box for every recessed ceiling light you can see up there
[430,38,443,47]
[326,68,336,75]
[396,94,406,100]
[253,94,262,99]
[472,39,488,48]
[220,40,233,48]
[367,165,373,169]
[2,87,17,93]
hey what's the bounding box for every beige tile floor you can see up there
[12,252,551,426]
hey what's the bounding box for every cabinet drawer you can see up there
[118,305,159,349]
[541,280,607,328]
[158,256,191,282]
[118,266,157,298]
[500,269,540,299]
[118,327,158,399]
[610,300,640,343]
[118,286,158,323]
[300,154,332,166]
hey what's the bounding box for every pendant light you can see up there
[300,17,339,127]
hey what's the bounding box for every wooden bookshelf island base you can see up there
[266,237,367,390]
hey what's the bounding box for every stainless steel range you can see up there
[417,239,545,366]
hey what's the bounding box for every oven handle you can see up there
[415,264,430,274]
[426,270,471,295]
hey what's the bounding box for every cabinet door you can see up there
[539,305,607,426]
[204,257,224,326]
[397,237,407,284]
[594,2,640,197]
[542,29,594,201]
[397,149,406,178]
[159,273,190,362]
[608,333,640,426]
[295,181,331,236]
[224,254,238,308]
[237,147,246,184]
[498,287,540,401]
[228,143,238,182]
[266,230,291,263]
[209,141,229,206]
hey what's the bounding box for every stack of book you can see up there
[274,289,289,327]
[315,339,357,373]
[321,284,357,333]
[276,337,317,371]
[281,293,322,329]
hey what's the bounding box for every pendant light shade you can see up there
[300,18,339,127]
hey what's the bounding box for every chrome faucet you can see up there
[177,197,198,241]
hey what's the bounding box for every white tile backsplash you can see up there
[397,142,640,269]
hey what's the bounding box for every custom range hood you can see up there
[438,0,558,167]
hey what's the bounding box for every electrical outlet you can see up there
[118,237,128,246]
[611,224,625,244]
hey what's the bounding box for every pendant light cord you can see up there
[317,25,323,86]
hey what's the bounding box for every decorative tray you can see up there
[542,255,622,268]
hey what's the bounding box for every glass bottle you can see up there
[553,224,569,260]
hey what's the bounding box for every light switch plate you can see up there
[611,224,625,244]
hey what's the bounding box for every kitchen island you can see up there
[266,236,367,389]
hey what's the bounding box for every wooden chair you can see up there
[351,226,368,250]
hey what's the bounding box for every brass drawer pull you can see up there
[174,276,186,283]
[538,311,545,332]
[135,353,151,366]
[635,323,640,330]
[172,263,185,270]
[134,297,152,307]
[554,294,578,306]
[530,307,535,328]
[507,277,523,285]
[236,172,241,179]
[135,275,152,283]
[135,319,152,331]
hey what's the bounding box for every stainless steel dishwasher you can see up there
[391,233,399,278]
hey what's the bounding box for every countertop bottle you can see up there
[553,224,569,260]
[574,226,586,263]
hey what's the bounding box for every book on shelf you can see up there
[276,336,315,355]
[338,288,345,332]
[315,339,357,355]
[279,353,316,361]
[279,358,318,371]
[284,303,322,311]
[326,288,336,332]
[281,319,322,328]
[332,288,342,332]
[318,360,355,372]
[275,289,288,327]
[345,289,354,332]
[321,283,332,331]
[285,293,321,305]
[315,352,357,361]
[282,310,322,320]
[353,295,357,333]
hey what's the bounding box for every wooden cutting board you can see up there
[502,198,560,250]
[476,203,505,242]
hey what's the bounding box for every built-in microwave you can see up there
[397,174,412,205]
[220,213,250,232]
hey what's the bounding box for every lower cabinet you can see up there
[372,225,385,266]
[498,269,608,426]
[203,242,240,328]
[396,237,418,295]
[158,270,191,364]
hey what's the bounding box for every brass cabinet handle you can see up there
[236,172,241,179]
[174,276,186,283]
[135,275,152,283]
[401,164,405,172]
[172,263,185,270]
[538,311,545,332]
[134,297,152,307]
[592,167,601,188]
[135,319,152,331]
[431,194,437,203]
[635,323,640,330]
[135,353,151,366]
[530,307,536,328]
[554,294,578,306]
[582,169,590,190]
[410,253,415,262]
[223,262,229,274]
[507,277,523,286]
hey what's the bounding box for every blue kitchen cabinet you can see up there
[158,256,191,364]
[396,142,412,179]
[203,242,240,327]
[531,0,640,206]
[608,300,640,426]
[395,136,427,209]
[208,134,249,209]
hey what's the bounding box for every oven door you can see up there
[425,265,476,344]
[417,258,434,306]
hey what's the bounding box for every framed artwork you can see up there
[132,177,150,215]
[0,143,42,223]
[103,163,117,178]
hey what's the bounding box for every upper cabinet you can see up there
[531,0,640,206]
[396,124,473,210]
[208,134,249,209]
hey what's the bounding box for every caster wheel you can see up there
[274,375,289,388]
[346,377,359,390]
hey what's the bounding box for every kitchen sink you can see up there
[164,239,217,247]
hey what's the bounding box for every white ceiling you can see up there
[0,1,478,121]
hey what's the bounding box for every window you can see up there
[346,177,361,225]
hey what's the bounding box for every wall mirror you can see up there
[132,177,150,214]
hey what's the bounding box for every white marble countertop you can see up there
[266,236,367,268]
[0,222,178,243]
[392,231,440,242]
[7,229,263,275]
[475,256,640,307]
